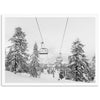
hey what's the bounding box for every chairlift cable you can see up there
[59,17,69,53]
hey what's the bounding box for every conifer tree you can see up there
[29,43,40,77]
[5,27,29,73]
[33,43,39,57]
[68,39,90,82]
[89,56,95,81]
[91,56,95,69]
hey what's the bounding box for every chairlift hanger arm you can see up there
[35,17,48,54]
[35,17,44,43]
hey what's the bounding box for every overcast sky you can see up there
[5,17,95,60]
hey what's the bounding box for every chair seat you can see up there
[56,56,63,62]
[39,48,48,54]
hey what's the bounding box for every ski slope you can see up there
[5,71,74,83]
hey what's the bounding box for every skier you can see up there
[58,69,65,80]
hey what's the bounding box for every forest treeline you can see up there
[5,27,95,82]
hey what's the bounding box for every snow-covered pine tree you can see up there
[29,43,40,77]
[5,27,29,73]
[89,56,95,81]
[33,42,39,57]
[68,39,90,82]
[91,56,95,70]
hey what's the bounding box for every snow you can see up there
[5,71,74,83]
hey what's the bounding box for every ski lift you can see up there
[56,52,63,63]
[39,42,48,54]
[56,18,69,63]
[35,18,48,55]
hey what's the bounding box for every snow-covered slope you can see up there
[5,71,74,83]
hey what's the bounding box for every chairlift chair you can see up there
[39,42,48,54]
[39,48,48,54]
[56,52,63,63]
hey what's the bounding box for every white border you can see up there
[1,14,99,86]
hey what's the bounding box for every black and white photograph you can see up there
[2,15,97,86]
[0,1,100,100]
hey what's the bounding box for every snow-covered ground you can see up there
[5,71,74,83]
